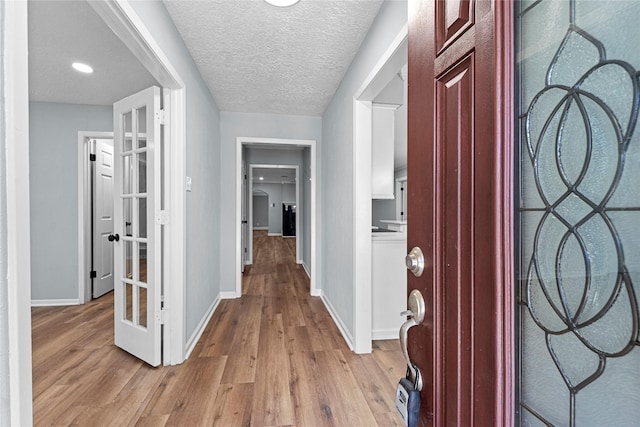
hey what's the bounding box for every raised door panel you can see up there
[436,0,475,54]
[435,55,474,426]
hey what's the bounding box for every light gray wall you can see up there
[247,147,303,166]
[252,192,268,228]
[29,102,112,301]
[321,1,408,335]
[282,183,295,203]
[219,112,321,293]
[126,1,221,343]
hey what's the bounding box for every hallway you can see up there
[32,231,405,426]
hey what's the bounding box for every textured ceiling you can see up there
[163,0,385,116]
[28,1,157,105]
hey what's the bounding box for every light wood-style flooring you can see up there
[32,230,405,426]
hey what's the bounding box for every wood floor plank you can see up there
[210,382,254,426]
[164,357,227,426]
[251,313,294,427]
[197,300,237,358]
[32,231,406,426]
[343,350,400,415]
[134,415,170,427]
[219,295,262,384]
[311,350,379,426]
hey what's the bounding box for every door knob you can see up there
[108,233,120,242]
[405,247,425,277]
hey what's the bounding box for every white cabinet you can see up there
[372,232,407,339]
[371,104,398,199]
[380,220,407,232]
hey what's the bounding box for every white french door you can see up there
[113,86,162,366]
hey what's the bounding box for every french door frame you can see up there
[4,0,190,422]
[89,0,187,367]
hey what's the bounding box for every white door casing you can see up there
[92,138,115,298]
[241,157,247,272]
[235,137,318,299]
[113,86,162,367]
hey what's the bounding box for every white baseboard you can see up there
[372,329,399,340]
[220,291,240,299]
[320,292,355,351]
[301,261,311,279]
[253,227,268,230]
[268,233,282,237]
[31,299,80,307]
[184,295,220,360]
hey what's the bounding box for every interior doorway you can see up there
[78,132,115,303]
[352,26,408,353]
[248,164,300,266]
[236,137,318,298]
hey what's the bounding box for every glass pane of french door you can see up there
[516,1,640,425]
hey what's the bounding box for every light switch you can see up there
[186,176,192,192]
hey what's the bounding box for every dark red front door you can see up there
[407,0,513,425]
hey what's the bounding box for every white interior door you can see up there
[113,86,162,366]
[92,138,115,298]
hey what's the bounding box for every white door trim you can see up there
[3,1,33,424]
[78,131,114,304]
[81,1,188,365]
[352,25,407,353]
[248,164,300,263]
[236,137,318,298]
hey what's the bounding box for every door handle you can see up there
[108,233,120,242]
[400,289,425,391]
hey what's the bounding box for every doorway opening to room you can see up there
[352,26,407,352]
[27,0,189,383]
[248,164,300,265]
[236,138,318,297]
[78,132,115,303]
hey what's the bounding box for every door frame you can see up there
[235,137,318,297]
[89,1,187,366]
[248,163,300,264]
[4,1,191,420]
[78,131,114,304]
[3,1,33,423]
[352,25,407,353]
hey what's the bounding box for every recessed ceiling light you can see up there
[259,176,264,181]
[72,62,93,74]
[264,0,300,7]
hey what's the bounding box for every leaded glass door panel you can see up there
[517,1,640,425]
